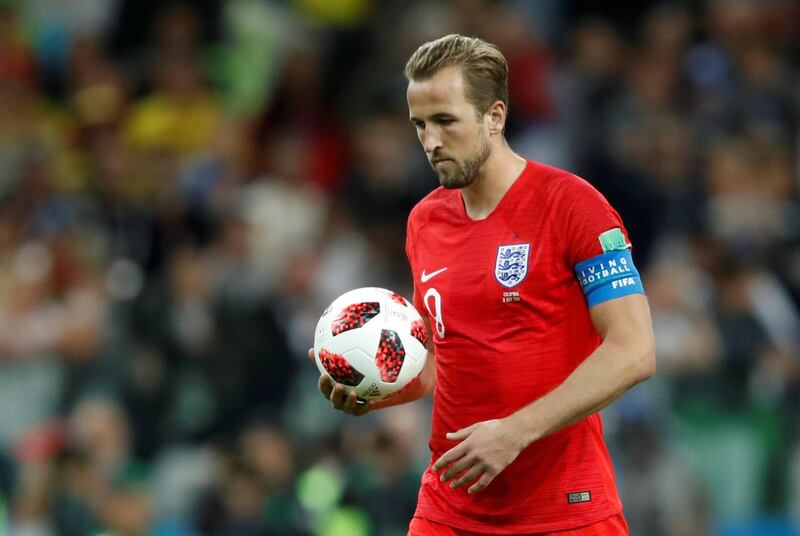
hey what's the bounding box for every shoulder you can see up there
[524,162,613,220]
[407,186,454,232]
[529,161,604,204]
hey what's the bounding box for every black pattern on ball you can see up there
[411,319,428,347]
[388,292,408,306]
[331,302,380,335]
[375,329,405,383]
[318,349,364,386]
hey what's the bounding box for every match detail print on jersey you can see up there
[494,243,530,288]
[575,249,644,308]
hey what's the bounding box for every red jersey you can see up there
[405,160,632,533]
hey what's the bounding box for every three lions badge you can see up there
[495,244,530,288]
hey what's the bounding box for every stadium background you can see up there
[0,0,799,534]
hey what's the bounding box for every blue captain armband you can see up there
[575,249,645,308]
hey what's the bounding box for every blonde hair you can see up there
[404,34,509,117]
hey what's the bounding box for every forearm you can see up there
[506,334,654,448]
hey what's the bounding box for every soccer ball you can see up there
[313,287,428,401]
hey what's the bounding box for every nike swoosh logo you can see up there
[421,267,448,283]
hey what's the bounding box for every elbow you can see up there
[420,351,437,396]
[633,336,656,383]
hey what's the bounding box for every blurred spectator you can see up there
[125,51,221,154]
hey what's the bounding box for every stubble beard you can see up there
[435,139,492,190]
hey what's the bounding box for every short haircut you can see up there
[405,34,509,117]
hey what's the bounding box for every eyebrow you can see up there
[409,113,456,123]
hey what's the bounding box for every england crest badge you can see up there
[495,243,530,288]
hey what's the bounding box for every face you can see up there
[407,66,492,189]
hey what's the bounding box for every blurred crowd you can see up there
[0,0,798,534]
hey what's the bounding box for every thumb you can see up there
[446,422,479,441]
[308,348,315,363]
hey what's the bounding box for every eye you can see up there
[437,118,455,126]
[412,120,424,130]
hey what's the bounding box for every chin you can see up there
[439,176,472,189]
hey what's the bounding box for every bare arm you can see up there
[505,293,655,445]
[435,293,655,493]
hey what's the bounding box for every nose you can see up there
[421,127,442,155]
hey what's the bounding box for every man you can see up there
[311,34,655,535]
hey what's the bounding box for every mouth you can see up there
[432,158,452,165]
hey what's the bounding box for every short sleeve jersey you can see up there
[405,160,637,533]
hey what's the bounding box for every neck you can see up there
[461,142,526,220]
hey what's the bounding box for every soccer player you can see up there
[311,34,655,535]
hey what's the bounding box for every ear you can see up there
[486,100,506,135]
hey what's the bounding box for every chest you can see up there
[411,212,572,341]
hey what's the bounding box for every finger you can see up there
[450,465,484,490]
[318,375,334,398]
[352,399,374,416]
[342,390,361,414]
[329,383,346,409]
[308,348,315,363]
[432,444,468,472]
[341,391,374,416]
[445,423,479,441]
[467,472,496,494]
[441,455,474,482]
